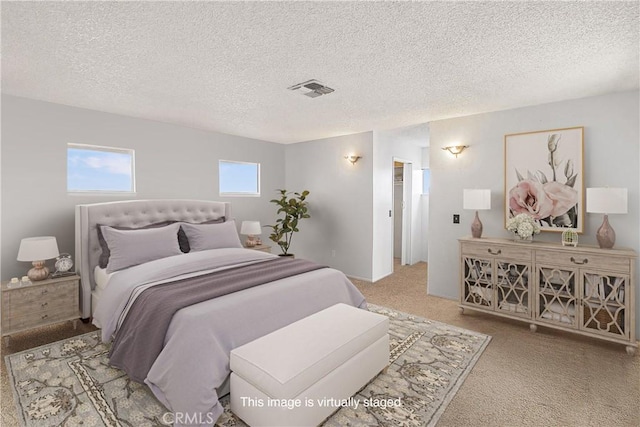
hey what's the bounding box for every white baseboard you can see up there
[346,275,373,282]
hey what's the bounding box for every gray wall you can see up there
[284,132,374,280]
[1,95,285,279]
[428,90,640,332]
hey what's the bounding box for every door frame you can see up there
[392,157,412,268]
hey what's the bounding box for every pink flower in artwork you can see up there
[542,181,578,217]
[508,180,554,220]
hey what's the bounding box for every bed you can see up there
[74,199,366,425]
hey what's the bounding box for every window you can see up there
[422,169,430,195]
[219,160,260,196]
[67,144,135,193]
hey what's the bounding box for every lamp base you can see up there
[596,215,615,249]
[27,261,49,281]
[471,211,483,238]
[245,235,258,248]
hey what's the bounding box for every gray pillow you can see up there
[179,220,242,252]
[96,221,176,268]
[101,223,183,273]
[97,217,226,267]
[178,217,225,253]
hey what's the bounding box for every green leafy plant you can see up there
[266,189,310,256]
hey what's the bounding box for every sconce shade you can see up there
[240,221,262,235]
[344,155,362,164]
[442,145,469,157]
[463,189,491,210]
[17,236,59,261]
[586,188,627,214]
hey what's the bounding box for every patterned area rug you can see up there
[5,304,491,427]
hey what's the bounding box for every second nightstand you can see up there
[245,244,272,253]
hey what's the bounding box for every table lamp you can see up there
[463,189,491,238]
[586,188,627,249]
[17,236,60,281]
[240,221,262,247]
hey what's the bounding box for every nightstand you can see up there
[246,244,272,253]
[1,274,80,346]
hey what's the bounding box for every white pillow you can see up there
[179,220,243,252]
[94,266,115,290]
[101,223,183,273]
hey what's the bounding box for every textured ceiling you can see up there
[2,1,638,144]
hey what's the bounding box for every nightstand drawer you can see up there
[3,280,77,312]
[4,306,79,331]
[535,250,630,273]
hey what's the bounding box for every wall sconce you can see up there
[442,145,469,158]
[344,155,362,165]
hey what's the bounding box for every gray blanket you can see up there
[108,258,326,382]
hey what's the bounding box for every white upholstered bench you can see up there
[230,303,389,427]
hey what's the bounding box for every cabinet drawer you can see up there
[462,242,533,261]
[535,250,630,273]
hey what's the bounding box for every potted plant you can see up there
[266,189,310,257]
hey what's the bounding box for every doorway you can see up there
[392,159,412,271]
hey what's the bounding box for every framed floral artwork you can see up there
[504,127,584,233]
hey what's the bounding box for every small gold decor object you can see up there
[562,229,578,247]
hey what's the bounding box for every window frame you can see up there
[67,143,136,194]
[218,159,261,197]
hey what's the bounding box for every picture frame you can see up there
[504,127,584,233]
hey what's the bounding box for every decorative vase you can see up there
[513,232,533,243]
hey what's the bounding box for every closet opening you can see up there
[392,159,412,271]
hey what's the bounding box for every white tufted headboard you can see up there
[75,199,231,318]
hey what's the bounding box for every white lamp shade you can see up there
[463,189,491,210]
[240,221,262,235]
[17,236,60,261]
[586,188,628,214]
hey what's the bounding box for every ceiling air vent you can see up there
[287,79,335,98]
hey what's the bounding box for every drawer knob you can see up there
[41,314,48,320]
[41,302,48,307]
[488,249,502,255]
[41,289,48,294]
[570,257,588,265]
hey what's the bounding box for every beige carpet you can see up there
[350,261,640,427]
[2,262,639,426]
